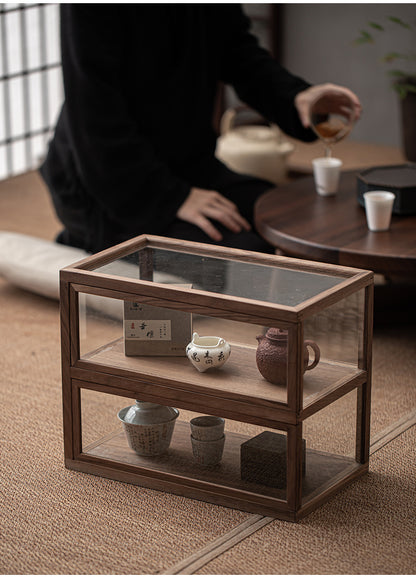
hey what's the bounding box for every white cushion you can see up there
[0,232,188,316]
[0,231,88,300]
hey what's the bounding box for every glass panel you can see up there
[301,389,359,506]
[80,389,289,503]
[78,292,123,359]
[78,292,289,406]
[94,246,346,307]
[302,289,365,406]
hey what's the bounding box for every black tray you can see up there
[357,164,416,215]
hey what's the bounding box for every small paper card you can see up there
[125,319,172,341]
[123,289,192,356]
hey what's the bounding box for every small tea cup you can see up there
[312,157,343,196]
[190,435,225,466]
[190,416,225,441]
[363,190,395,231]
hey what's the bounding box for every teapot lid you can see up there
[265,328,288,341]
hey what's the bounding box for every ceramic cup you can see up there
[312,157,343,196]
[191,435,225,466]
[363,191,396,232]
[190,416,225,441]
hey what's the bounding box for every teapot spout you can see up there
[256,335,264,343]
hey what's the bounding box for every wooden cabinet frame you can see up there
[60,235,373,521]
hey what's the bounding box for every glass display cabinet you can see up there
[60,235,373,521]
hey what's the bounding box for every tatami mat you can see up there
[0,171,415,575]
[0,280,251,574]
[194,427,416,575]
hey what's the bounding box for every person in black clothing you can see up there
[40,4,361,254]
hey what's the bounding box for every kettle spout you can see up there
[256,334,264,343]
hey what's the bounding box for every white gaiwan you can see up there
[118,401,179,456]
[186,333,231,373]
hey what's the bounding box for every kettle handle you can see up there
[219,108,238,135]
[304,340,320,371]
[220,106,283,142]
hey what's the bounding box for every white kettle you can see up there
[215,107,295,185]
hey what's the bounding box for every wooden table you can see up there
[254,171,416,278]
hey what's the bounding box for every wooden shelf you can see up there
[84,420,359,504]
[81,338,363,410]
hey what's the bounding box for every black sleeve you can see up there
[218,6,316,142]
[59,5,190,233]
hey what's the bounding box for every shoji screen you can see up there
[0,3,62,179]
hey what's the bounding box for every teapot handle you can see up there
[270,123,283,144]
[219,108,238,135]
[219,105,278,136]
[304,340,320,371]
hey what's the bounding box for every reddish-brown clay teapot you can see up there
[256,328,320,386]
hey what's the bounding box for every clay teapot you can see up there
[256,328,320,386]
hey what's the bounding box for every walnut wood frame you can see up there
[60,235,373,522]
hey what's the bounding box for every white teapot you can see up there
[215,107,295,185]
[186,333,231,373]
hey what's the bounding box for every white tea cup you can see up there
[312,157,343,196]
[363,191,396,232]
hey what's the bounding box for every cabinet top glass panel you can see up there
[69,236,371,310]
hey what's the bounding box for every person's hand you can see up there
[295,83,362,129]
[176,187,251,242]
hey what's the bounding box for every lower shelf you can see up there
[83,420,359,506]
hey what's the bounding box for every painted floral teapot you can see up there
[256,328,320,386]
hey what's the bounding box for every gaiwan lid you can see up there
[119,401,178,426]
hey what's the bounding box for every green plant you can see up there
[355,15,416,98]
